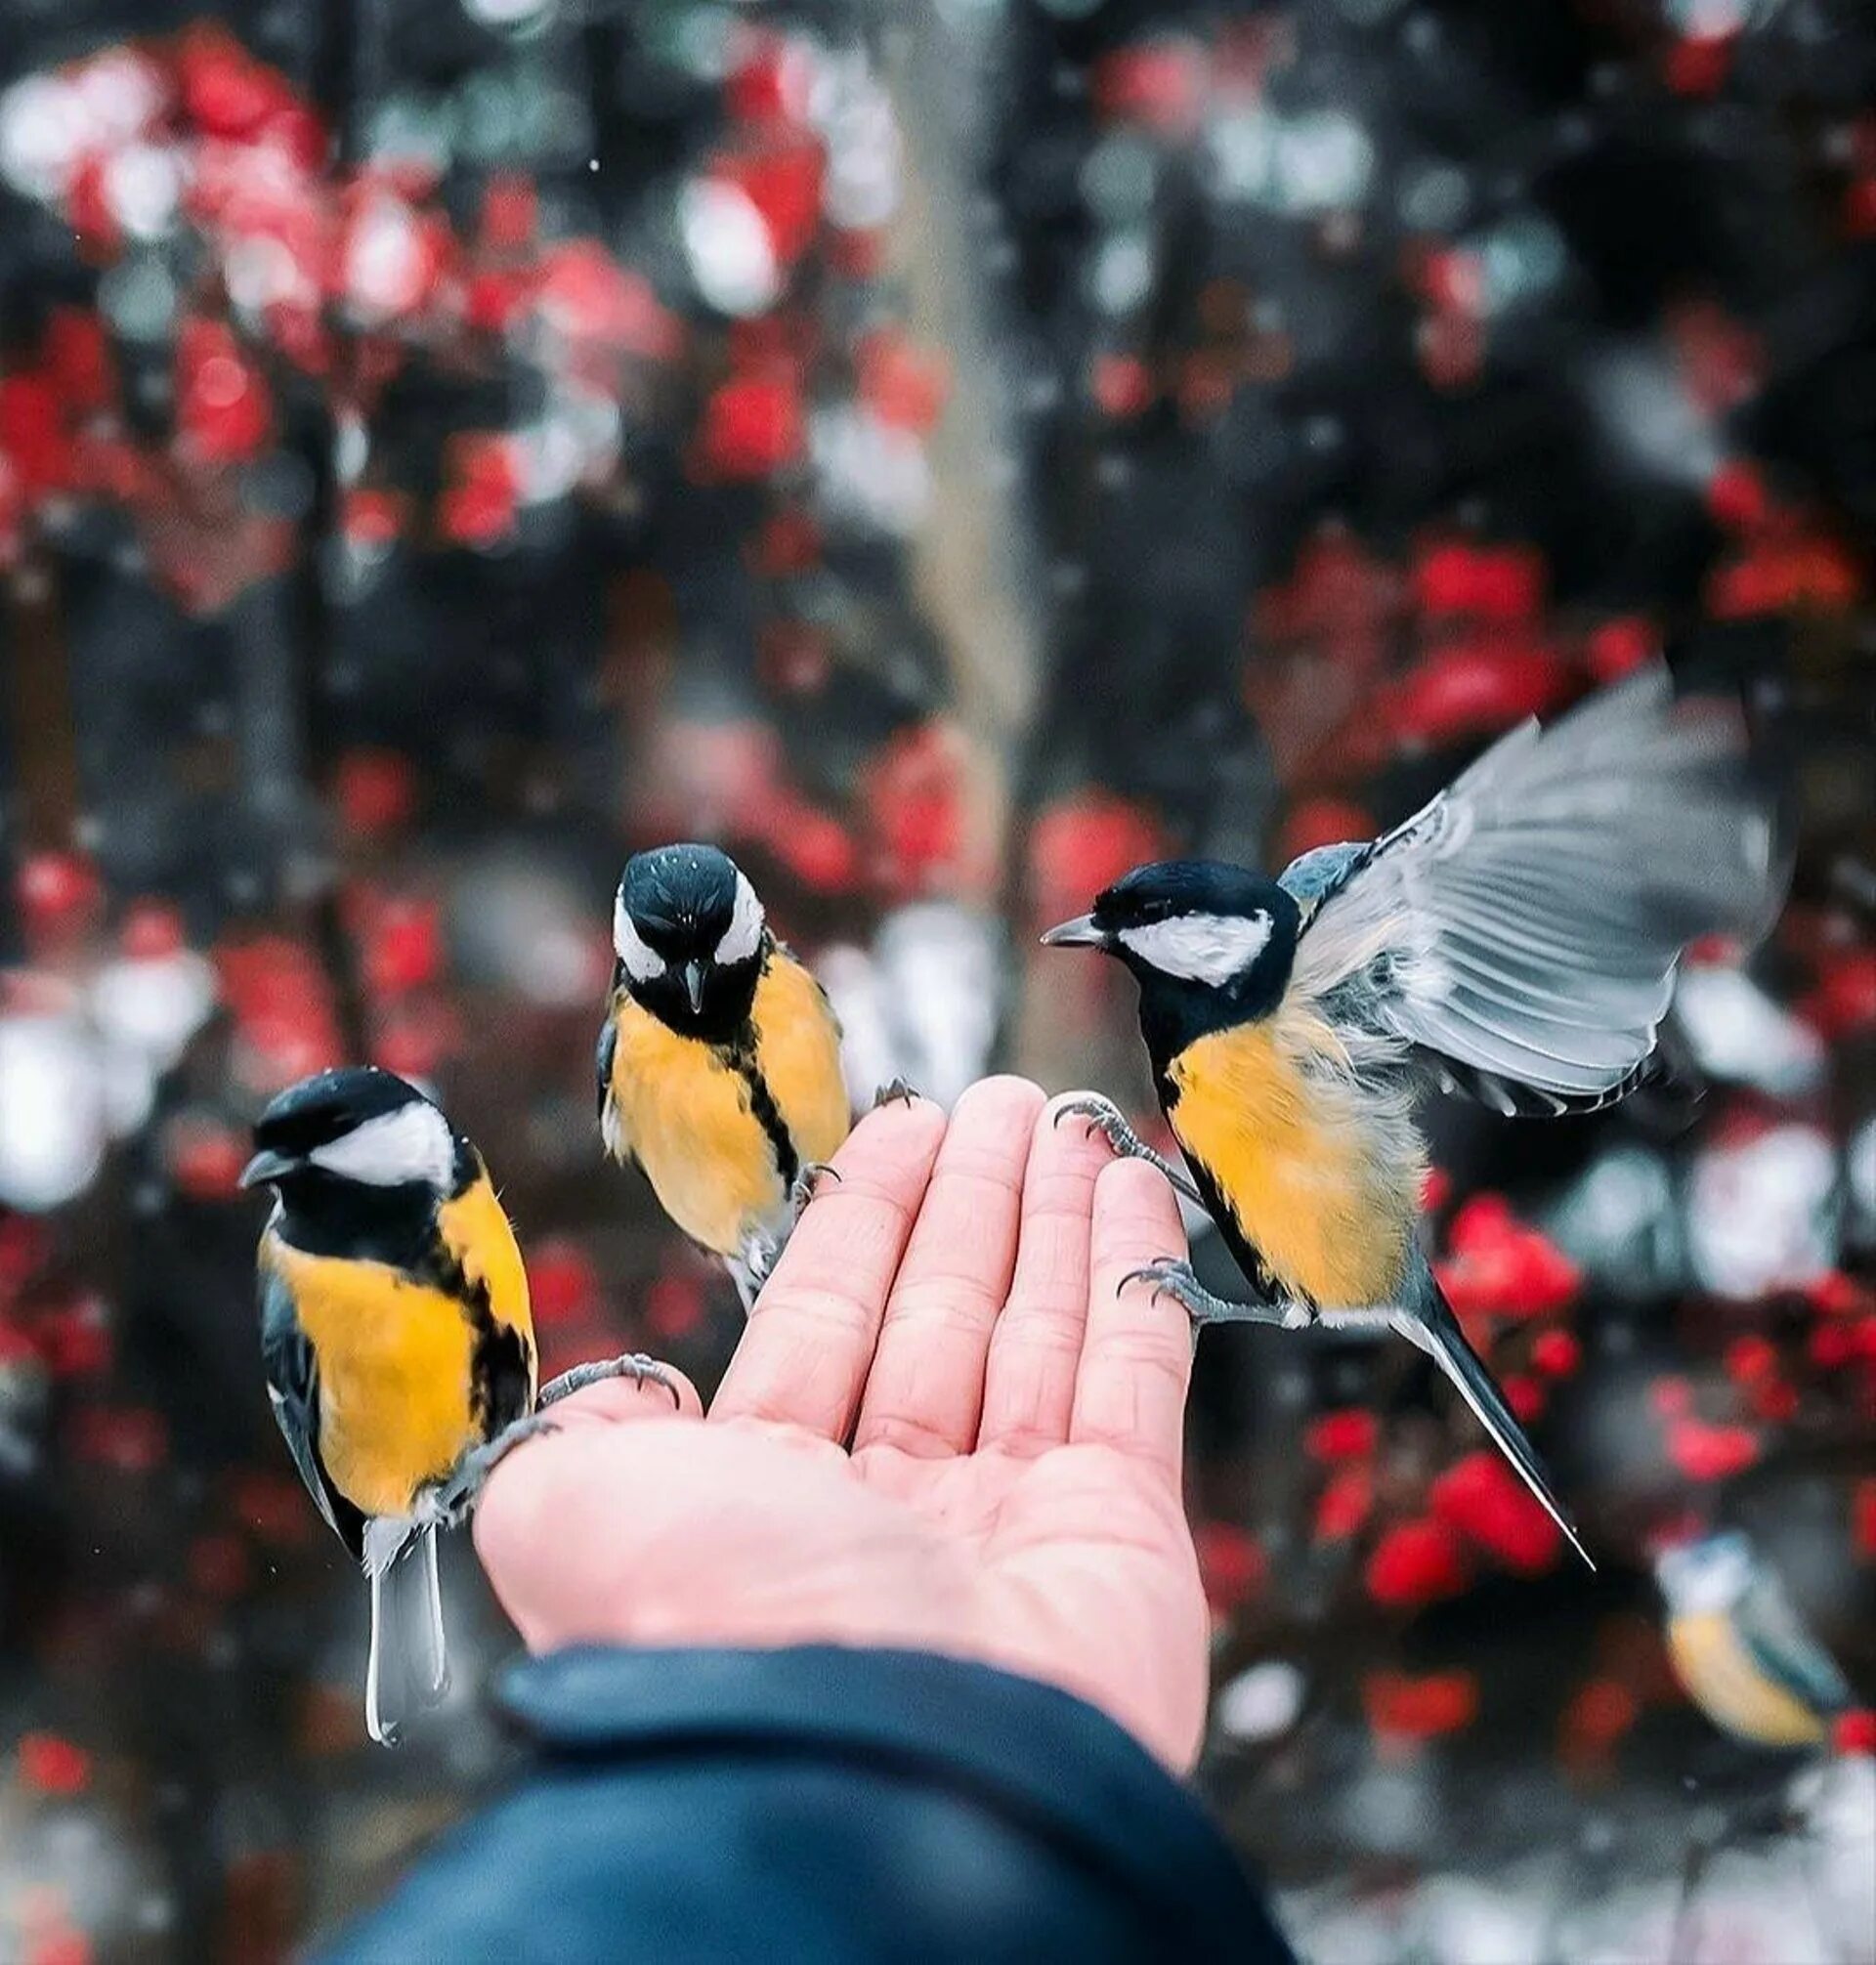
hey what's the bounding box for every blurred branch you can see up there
[5,560,81,851]
[880,11,1045,903]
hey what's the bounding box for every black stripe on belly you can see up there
[1157,1066,1308,1312]
[419,1239,534,1436]
[727,1026,798,1190]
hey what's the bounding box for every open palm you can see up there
[474,1080,1210,1770]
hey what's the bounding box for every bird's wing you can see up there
[1286,666,1782,1116]
[1738,1569,1855,1717]
[258,1260,361,1558]
[596,1002,631,1161]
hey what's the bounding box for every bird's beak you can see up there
[1040,914,1105,949]
[682,960,706,1013]
[239,1148,296,1190]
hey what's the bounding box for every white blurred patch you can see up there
[821,906,1002,1112]
[809,407,930,537]
[0,75,84,198]
[1214,1659,1305,1742]
[681,178,781,318]
[811,55,901,231]
[1583,348,1724,489]
[1789,1754,1876,1964]
[1674,965,1824,1097]
[90,950,216,1077]
[103,144,180,240]
[89,949,216,1141]
[0,1012,108,1211]
[1846,1113,1876,1256]
[448,859,616,1007]
[1686,1123,1839,1299]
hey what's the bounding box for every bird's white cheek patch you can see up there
[310,1103,456,1188]
[1119,912,1273,985]
[714,871,764,965]
[614,895,667,983]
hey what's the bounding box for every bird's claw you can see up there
[789,1162,840,1215]
[1118,1257,1315,1332]
[872,1077,919,1109]
[1052,1094,1204,1206]
[538,1351,682,1411]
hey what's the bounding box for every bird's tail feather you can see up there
[363,1523,450,1747]
[1407,1278,1596,1572]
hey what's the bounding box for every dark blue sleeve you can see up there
[318,1645,1293,1964]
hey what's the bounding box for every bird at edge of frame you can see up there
[1042,665,1788,1571]
[597,842,914,1311]
[1655,1530,1857,1751]
[242,1066,677,1747]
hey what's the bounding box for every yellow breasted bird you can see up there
[1656,1532,1853,1747]
[244,1066,667,1745]
[1044,667,1784,1568]
[598,844,855,1308]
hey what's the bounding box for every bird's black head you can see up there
[1043,859,1300,1056]
[612,843,769,1037]
[241,1067,469,1210]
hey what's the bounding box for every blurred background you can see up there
[1,0,1873,1958]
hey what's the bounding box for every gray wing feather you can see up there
[1737,1570,1855,1716]
[1289,665,1782,1104]
[1278,841,1371,918]
[259,1265,348,1550]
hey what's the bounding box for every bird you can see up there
[1656,1532,1854,1748]
[243,1066,670,1745]
[1042,666,1784,1568]
[598,844,856,1308]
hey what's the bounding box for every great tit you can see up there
[243,1066,667,1745]
[598,844,853,1307]
[1656,1532,1853,1747]
[1044,667,1783,1568]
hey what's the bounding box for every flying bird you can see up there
[1044,667,1783,1568]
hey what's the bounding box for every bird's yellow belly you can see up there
[270,1242,484,1519]
[1668,1612,1828,1746]
[1167,1019,1416,1308]
[606,969,850,1259]
[610,1023,792,1256]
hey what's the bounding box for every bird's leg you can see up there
[425,1416,559,1527]
[1120,1258,1318,1332]
[538,1352,682,1409]
[872,1077,919,1109]
[736,1166,840,1305]
[1053,1094,1204,1206]
[428,1355,683,1526]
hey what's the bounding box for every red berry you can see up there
[1364,1519,1471,1607]
[17,1732,92,1797]
[1305,1409,1378,1462]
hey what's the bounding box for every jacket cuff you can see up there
[497,1644,1260,1936]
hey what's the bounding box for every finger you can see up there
[473,1365,702,1632]
[976,1089,1113,1456]
[710,1094,947,1439]
[1069,1159,1193,1486]
[853,1076,1044,1458]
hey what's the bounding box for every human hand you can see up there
[473,1078,1210,1770]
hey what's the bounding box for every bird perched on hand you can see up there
[244,1066,666,1744]
[1656,1532,1854,1748]
[1044,667,1784,1567]
[599,844,852,1307]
